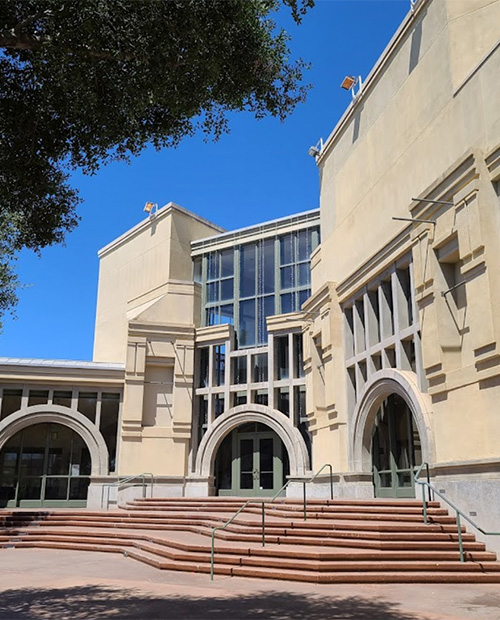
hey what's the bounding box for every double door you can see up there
[372,394,422,498]
[218,428,284,497]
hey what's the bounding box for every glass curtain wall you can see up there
[201,226,319,348]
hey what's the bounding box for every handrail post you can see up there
[262,502,266,547]
[303,481,307,521]
[328,464,333,500]
[425,463,432,502]
[457,512,465,562]
[210,528,216,580]
[421,482,428,525]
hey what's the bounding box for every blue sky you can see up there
[0,0,410,361]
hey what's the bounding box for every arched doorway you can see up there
[0,422,92,508]
[350,369,434,500]
[372,393,422,498]
[214,422,289,496]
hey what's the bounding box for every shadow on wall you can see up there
[0,585,423,620]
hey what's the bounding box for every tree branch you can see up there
[0,31,45,51]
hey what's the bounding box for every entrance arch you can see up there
[195,404,310,490]
[349,369,434,496]
[0,405,109,507]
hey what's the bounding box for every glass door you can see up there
[216,425,286,496]
[237,433,282,497]
[372,394,422,498]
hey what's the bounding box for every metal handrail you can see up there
[414,462,500,562]
[210,463,334,580]
[101,472,154,509]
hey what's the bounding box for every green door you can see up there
[372,394,422,498]
[217,425,286,497]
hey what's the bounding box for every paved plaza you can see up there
[0,548,499,619]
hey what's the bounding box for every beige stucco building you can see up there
[0,0,499,550]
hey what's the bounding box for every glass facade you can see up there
[200,225,319,348]
[193,213,319,478]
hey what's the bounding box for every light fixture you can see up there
[144,201,158,216]
[307,138,324,159]
[341,75,357,91]
[341,75,363,99]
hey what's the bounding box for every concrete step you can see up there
[6,526,496,563]
[124,548,500,583]
[2,500,497,584]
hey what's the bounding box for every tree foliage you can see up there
[0,0,313,326]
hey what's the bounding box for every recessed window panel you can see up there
[239,299,256,347]
[220,279,233,301]
[281,293,295,314]
[294,386,306,425]
[233,392,246,407]
[78,393,97,424]
[298,263,310,287]
[240,244,256,298]
[261,239,275,294]
[53,391,72,408]
[207,281,218,303]
[252,354,268,383]
[207,252,219,280]
[220,304,234,325]
[258,295,275,344]
[280,265,294,290]
[233,356,248,384]
[1,389,22,420]
[298,289,310,308]
[280,234,293,265]
[214,345,226,387]
[293,334,304,378]
[214,394,225,418]
[199,348,209,387]
[297,230,310,261]
[276,336,289,380]
[253,390,268,406]
[206,307,218,326]
[28,390,48,407]
[220,249,234,278]
[277,388,290,416]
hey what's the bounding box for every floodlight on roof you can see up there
[341,75,357,91]
[307,138,324,159]
[341,75,363,99]
[144,201,158,216]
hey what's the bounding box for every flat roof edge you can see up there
[98,202,225,258]
[0,357,125,371]
[191,208,320,251]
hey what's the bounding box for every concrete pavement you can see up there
[0,548,499,619]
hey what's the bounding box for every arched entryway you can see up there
[0,405,109,508]
[0,422,92,507]
[372,393,421,497]
[350,369,434,498]
[194,404,310,496]
[215,422,289,496]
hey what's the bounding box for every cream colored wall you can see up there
[93,203,223,364]
[309,0,500,472]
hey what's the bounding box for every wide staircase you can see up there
[1,497,500,583]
